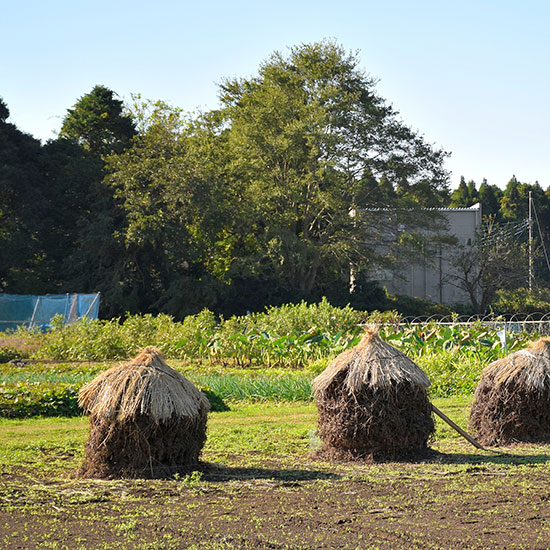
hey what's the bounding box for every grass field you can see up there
[0,313,548,548]
[1,397,550,549]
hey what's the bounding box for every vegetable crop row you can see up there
[1,301,535,367]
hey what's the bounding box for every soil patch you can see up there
[1,451,550,549]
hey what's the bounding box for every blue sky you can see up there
[3,0,549,189]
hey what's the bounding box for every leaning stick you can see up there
[431,404,487,451]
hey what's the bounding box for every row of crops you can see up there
[0,299,537,365]
[0,300,545,417]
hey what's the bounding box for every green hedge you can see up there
[0,383,81,418]
[0,380,229,418]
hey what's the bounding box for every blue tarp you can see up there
[0,293,100,331]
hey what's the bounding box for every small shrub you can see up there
[35,316,127,360]
[199,388,230,412]
[0,333,40,361]
[384,292,453,318]
[415,350,484,397]
[305,357,332,375]
[0,382,80,418]
[0,347,22,363]
[491,287,550,315]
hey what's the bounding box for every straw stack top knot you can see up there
[482,337,550,393]
[78,347,210,423]
[312,328,431,396]
[529,338,550,359]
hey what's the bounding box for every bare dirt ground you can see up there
[1,446,550,549]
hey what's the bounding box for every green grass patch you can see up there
[0,354,496,419]
[186,372,314,402]
[2,397,550,550]
[205,402,315,456]
[0,397,520,476]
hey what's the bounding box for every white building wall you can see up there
[377,204,481,305]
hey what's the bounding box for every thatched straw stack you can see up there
[312,329,435,459]
[469,338,550,445]
[78,347,210,479]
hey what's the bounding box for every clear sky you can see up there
[3,0,549,190]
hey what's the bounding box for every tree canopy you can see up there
[0,98,47,291]
[1,43,549,317]
[216,41,450,293]
[59,85,136,156]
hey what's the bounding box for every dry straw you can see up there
[470,338,550,445]
[79,347,208,422]
[313,329,434,459]
[78,347,210,479]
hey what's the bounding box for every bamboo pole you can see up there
[431,404,487,451]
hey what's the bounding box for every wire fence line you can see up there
[394,313,550,336]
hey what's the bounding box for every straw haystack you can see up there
[312,329,434,459]
[469,338,550,445]
[78,347,210,479]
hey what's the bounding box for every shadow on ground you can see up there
[432,450,550,466]
[304,447,550,467]
[201,462,340,482]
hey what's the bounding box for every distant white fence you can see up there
[397,313,550,336]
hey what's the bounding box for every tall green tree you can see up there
[218,41,450,293]
[59,85,136,156]
[498,177,550,282]
[101,100,231,315]
[467,179,478,204]
[0,98,48,292]
[450,177,469,207]
[450,176,478,207]
[56,86,137,315]
[500,175,521,220]
[38,139,102,285]
[478,179,502,218]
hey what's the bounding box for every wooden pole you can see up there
[431,404,487,451]
[529,190,534,292]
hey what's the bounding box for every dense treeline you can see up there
[1,41,549,317]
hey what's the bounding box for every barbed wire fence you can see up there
[395,312,550,336]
